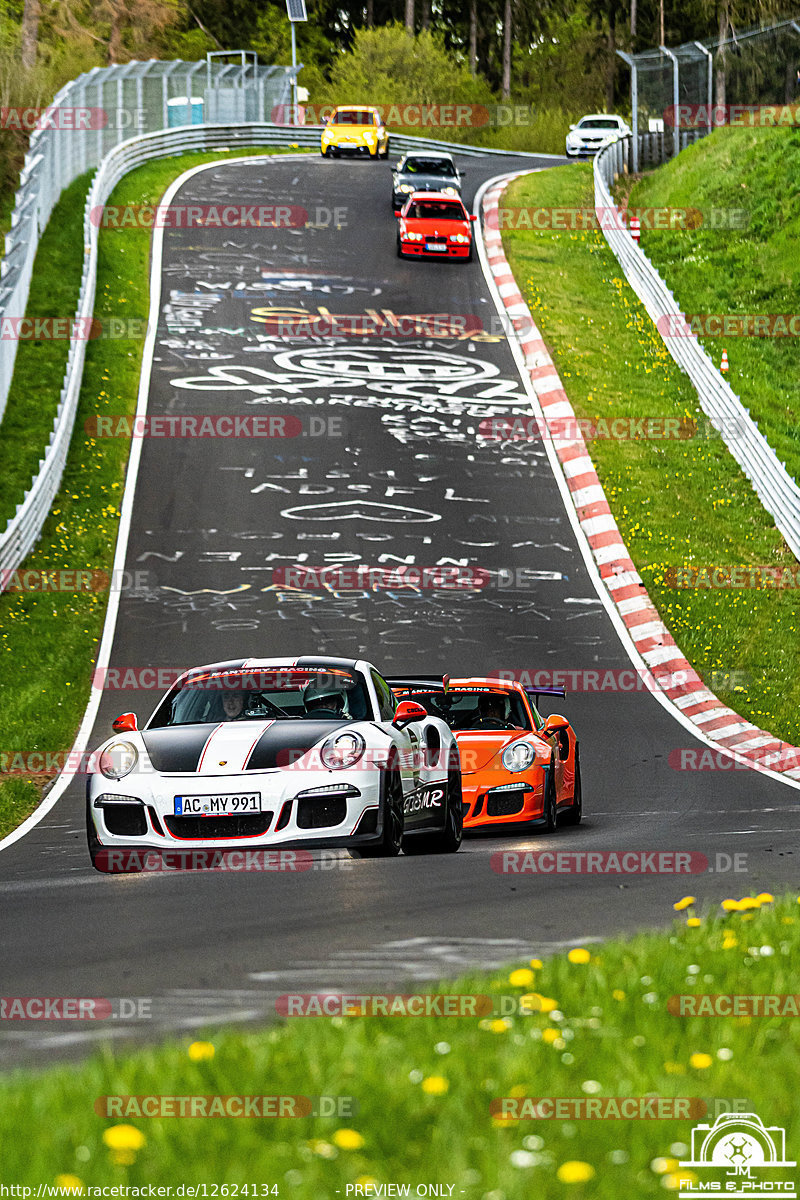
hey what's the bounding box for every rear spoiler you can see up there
[526,686,567,703]
[386,675,450,692]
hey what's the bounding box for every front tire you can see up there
[560,745,582,825]
[402,756,463,855]
[349,763,404,858]
[541,762,557,833]
[396,236,404,259]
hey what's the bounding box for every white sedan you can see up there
[565,114,631,157]
[87,656,462,872]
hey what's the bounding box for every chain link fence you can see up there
[0,57,294,426]
[618,16,800,169]
[595,135,800,561]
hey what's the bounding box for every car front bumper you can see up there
[399,241,471,258]
[89,766,386,856]
[461,768,547,827]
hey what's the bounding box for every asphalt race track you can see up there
[1,152,798,1067]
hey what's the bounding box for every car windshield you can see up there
[407,201,465,220]
[578,117,620,130]
[333,110,376,125]
[398,689,532,732]
[403,157,456,176]
[149,667,372,726]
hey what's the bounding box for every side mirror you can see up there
[469,213,477,222]
[542,713,569,736]
[394,209,402,218]
[569,124,576,130]
[113,712,138,733]
[393,699,428,729]
[395,161,402,169]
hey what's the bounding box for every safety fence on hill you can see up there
[594,133,800,561]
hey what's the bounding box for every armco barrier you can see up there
[0,118,551,582]
[594,134,800,561]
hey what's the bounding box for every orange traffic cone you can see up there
[720,349,729,373]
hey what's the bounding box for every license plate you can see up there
[174,793,261,816]
[425,242,447,252]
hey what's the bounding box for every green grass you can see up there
[0,894,796,1195]
[629,126,800,486]
[501,163,800,746]
[0,147,301,839]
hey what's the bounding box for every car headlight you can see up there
[99,740,138,780]
[443,186,458,196]
[604,133,619,143]
[405,230,424,241]
[398,184,415,194]
[320,731,365,770]
[450,233,470,243]
[364,131,376,141]
[501,741,536,773]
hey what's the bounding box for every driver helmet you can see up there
[478,692,508,720]
[303,678,347,716]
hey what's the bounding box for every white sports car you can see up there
[87,656,463,872]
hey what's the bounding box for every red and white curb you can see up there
[480,174,800,783]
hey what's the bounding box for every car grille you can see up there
[296,795,348,829]
[164,814,273,839]
[104,803,148,837]
[485,789,527,817]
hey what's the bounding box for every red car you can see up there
[395,192,477,261]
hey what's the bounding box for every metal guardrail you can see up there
[0,118,547,580]
[594,134,800,562]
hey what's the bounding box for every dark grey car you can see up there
[391,152,463,211]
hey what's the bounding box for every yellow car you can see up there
[320,106,390,159]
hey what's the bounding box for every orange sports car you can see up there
[388,676,581,830]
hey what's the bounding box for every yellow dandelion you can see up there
[355,1181,378,1192]
[557,1161,596,1184]
[686,917,701,927]
[721,899,742,911]
[421,1075,449,1096]
[673,896,696,911]
[651,1158,679,1175]
[663,1172,698,1190]
[755,893,774,904]
[509,968,535,987]
[567,948,591,964]
[612,989,625,1001]
[102,1126,145,1152]
[689,1053,713,1070]
[332,1129,365,1150]
[54,1177,84,1193]
[187,1041,215,1061]
[542,1028,561,1044]
[480,1017,512,1033]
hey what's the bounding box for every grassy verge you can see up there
[0,147,300,839]
[0,893,796,1195]
[628,127,800,487]
[501,164,800,746]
